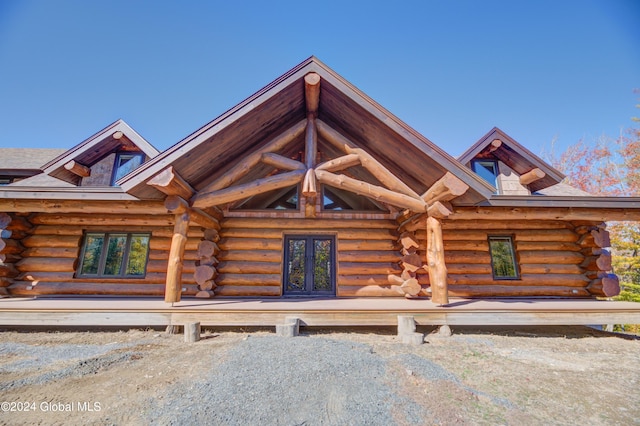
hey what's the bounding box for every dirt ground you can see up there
[0,325,639,425]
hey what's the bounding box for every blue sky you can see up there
[0,0,638,158]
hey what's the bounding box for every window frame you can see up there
[110,152,145,186]
[471,159,499,187]
[77,232,151,278]
[487,235,520,280]
[282,234,336,296]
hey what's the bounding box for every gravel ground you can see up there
[0,326,639,425]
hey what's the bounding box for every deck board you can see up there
[1,297,640,327]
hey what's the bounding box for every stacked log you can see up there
[576,222,620,297]
[388,231,425,298]
[1,213,28,296]
[194,228,220,298]
[9,212,199,297]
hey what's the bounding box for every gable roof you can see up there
[457,127,565,193]
[120,56,495,205]
[42,119,160,185]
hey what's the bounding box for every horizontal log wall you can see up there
[218,217,400,297]
[4,212,607,299]
[416,219,598,298]
[8,212,203,298]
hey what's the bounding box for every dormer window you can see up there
[111,152,144,185]
[471,160,498,187]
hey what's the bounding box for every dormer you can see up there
[42,119,159,187]
[458,127,565,195]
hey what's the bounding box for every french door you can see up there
[283,235,335,296]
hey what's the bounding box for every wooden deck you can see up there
[1,297,639,328]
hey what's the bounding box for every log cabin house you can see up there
[2,56,640,307]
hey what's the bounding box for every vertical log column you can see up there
[0,213,29,297]
[194,229,220,298]
[577,223,620,297]
[427,217,448,305]
[303,72,320,218]
[165,211,190,304]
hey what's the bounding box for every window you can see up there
[111,153,144,185]
[488,236,519,279]
[78,232,150,277]
[0,177,13,185]
[472,160,499,186]
[322,186,386,211]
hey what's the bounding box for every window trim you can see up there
[487,235,520,280]
[110,152,145,186]
[77,232,151,278]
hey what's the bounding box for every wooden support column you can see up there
[165,211,190,304]
[304,72,321,115]
[305,115,318,169]
[64,160,91,177]
[426,216,448,305]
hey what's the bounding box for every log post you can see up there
[184,322,201,343]
[165,211,190,304]
[164,195,220,230]
[427,216,448,305]
[305,114,318,169]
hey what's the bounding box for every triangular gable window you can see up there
[322,186,385,211]
[235,185,299,210]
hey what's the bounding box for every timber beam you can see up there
[198,120,306,194]
[316,154,361,172]
[422,172,470,204]
[304,72,321,115]
[344,146,422,199]
[260,153,305,171]
[64,160,90,177]
[316,170,427,213]
[193,170,306,208]
[519,168,546,185]
[316,120,357,153]
[164,196,220,230]
[148,166,195,200]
